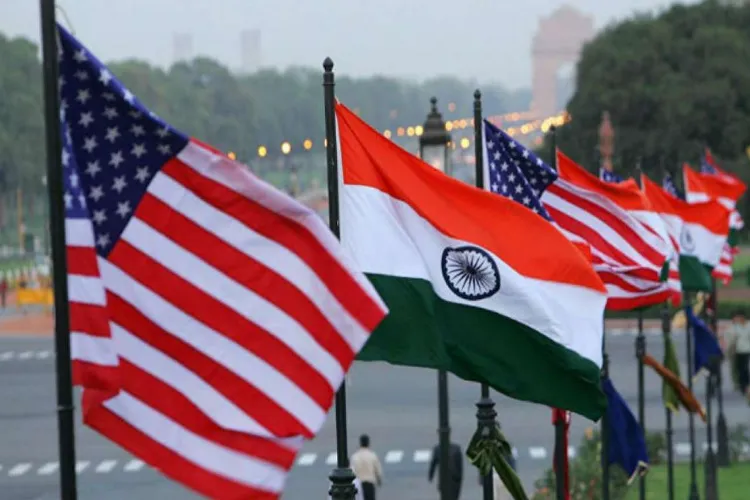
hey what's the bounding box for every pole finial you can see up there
[323,57,334,72]
[473,89,481,100]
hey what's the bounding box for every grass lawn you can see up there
[625,461,750,499]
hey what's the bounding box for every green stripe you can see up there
[679,255,713,292]
[357,274,606,421]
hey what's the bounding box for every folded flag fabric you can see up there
[602,379,649,484]
[58,25,387,499]
[685,306,724,378]
[336,102,608,420]
[660,331,683,413]
[644,353,706,421]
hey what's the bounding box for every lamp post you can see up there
[419,97,453,500]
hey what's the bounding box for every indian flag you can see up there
[641,174,730,291]
[335,103,608,420]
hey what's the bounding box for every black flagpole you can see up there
[600,156,610,500]
[685,291,700,500]
[473,90,497,500]
[701,300,718,500]
[634,161,647,500]
[39,1,79,498]
[549,126,566,500]
[323,58,356,500]
[711,277,730,467]
[662,303,675,500]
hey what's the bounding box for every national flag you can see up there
[643,352,705,420]
[684,164,744,231]
[686,306,723,379]
[58,26,387,499]
[602,379,649,484]
[336,102,608,419]
[641,174,730,292]
[663,173,685,200]
[543,152,672,310]
[702,149,746,187]
[713,244,735,285]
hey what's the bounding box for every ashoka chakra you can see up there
[441,246,500,301]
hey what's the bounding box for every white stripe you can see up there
[104,391,287,492]
[37,462,59,475]
[121,217,344,390]
[99,258,325,436]
[177,141,386,314]
[148,172,369,352]
[70,332,119,367]
[68,274,106,305]
[341,185,604,366]
[8,463,31,476]
[65,218,95,247]
[95,460,117,473]
[111,322,288,440]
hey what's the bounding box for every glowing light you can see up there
[407,126,415,137]
[415,125,423,136]
[397,127,405,136]
[303,139,313,150]
[460,137,470,149]
[257,146,267,157]
[281,142,291,154]
[384,130,392,139]
[445,122,453,131]
[227,151,236,160]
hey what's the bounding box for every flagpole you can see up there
[38,1,79,498]
[700,296,718,500]
[549,125,567,500]
[662,303,675,500]
[634,160,647,500]
[685,292,700,500]
[323,58,356,500]
[711,276,730,467]
[473,89,497,500]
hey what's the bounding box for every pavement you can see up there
[0,322,747,499]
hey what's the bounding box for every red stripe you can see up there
[606,290,671,311]
[82,393,282,500]
[118,358,297,468]
[66,246,100,276]
[69,302,111,338]
[107,291,311,438]
[107,241,333,411]
[548,183,666,266]
[597,272,656,295]
[135,193,356,369]
[72,359,120,392]
[162,159,384,332]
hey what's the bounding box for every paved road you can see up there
[0,330,746,499]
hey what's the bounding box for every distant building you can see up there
[172,33,193,63]
[240,29,262,73]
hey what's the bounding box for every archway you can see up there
[531,5,594,118]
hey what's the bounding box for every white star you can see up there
[82,136,98,153]
[78,112,94,127]
[96,234,110,249]
[530,177,538,185]
[73,49,87,63]
[76,89,91,104]
[74,70,88,81]
[102,92,116,101]
[508,173,516,183]
[155,126,170,138]
[59,100,68,121]
[65,128,72,145]
[515,185,523,194]
[123,89,135,103]
[109,151,124,168]
[522,196,531,205]
[92,209,107,225]
[491,182,498,192]
[157,144,171,155]
[523,150,529,158]
[86,161,101,178]
[536,158,543,166]
[58,76,65,90]
[116,201,132,218]
[500,162,509,171]
[69,172,79,188]
[134,166,150,183]
[487,141,494,149]
[61,150,70,167]
[105,127,120,143]
[489,162,496,171]
[78,193,86,208]
[63,192,73,208]
[103,107,118,119]
[129,110,142,119]
[112,176,127,193]
[501,184,508,193]
[509,141,517,149]
[89,185,104,201]
[99,69,113,85]
[131,125,145,137]
[131,144,147,158]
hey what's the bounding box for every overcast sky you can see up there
[1,0,695,88]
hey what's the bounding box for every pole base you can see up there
[329,467,357,500]
[704,451,718,500]
[716,414,731,467]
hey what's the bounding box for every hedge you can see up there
[605,299,750,320]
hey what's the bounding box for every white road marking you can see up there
[529,447,547,459]
[384,450,403,463]
[413,450,432,463]
[95,460,117,473]
[18,351,33,360]
[296,453,317,466]
[325,453,337,465]
[0,352,14,361]
[38,462,59,475]
[8,463,32,477]
[124,459,145,472]
[675,443,691,455]
[36,350,52,359]
[75,461,90,473]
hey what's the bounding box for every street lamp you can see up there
[419,97,452,175]
[419,97,452,500]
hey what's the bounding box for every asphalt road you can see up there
[0,329,746,500]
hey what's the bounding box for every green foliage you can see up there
[727,424,750,462]
[539,1,750,213]
[605,299,750,320]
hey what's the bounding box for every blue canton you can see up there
[700,157,716,175]
[483,120,557,221]
[662,173,685,200]
[599,169,624,183]
[58,25,189,257]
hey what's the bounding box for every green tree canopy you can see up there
[546,0,750,186]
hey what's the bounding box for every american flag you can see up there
[483,121,556,220]
[662,173,685,200]
[599,169,624,183]
[58,25,386,499]
[481,121,671,310]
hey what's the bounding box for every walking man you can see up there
[351,434,382,500]
[428,441,463,500]
[728,309,750,402]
